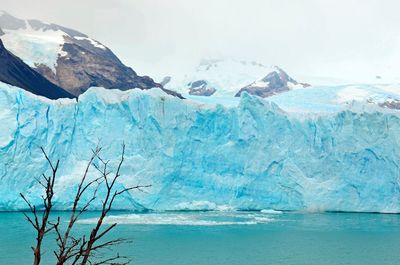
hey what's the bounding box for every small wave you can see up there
[78,212,276,226]
[260,209,283,214]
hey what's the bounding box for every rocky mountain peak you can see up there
[0,12,182,98]
[235,67,310,98]
[0,39,74,99]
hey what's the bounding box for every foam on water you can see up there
[260,209,283,214]
[78,211,275,226]
[3,212,400,265]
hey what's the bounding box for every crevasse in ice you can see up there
[0,82,399,213]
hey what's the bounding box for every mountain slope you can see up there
[0,39,74,99]
[164,59,308,98]
[236,66,310,97]
[0,11,180,97]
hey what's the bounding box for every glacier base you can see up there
[1,83,400,213]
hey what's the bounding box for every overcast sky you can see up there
[2,0,400,83]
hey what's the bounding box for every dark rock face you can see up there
[0,40,74,99]
[187,80,216,96]
[39,41,161,96]
[0,11,182,98]
[43,34,182,98]
[378,99,400,110]
[235,67,309,98]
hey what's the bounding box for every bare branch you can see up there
[54,146,102,265]
[23,144,150,265]
[40,147,55,172]
[22,212,39,230]
[21,147,59,265]
[91,238,129,252]
[91,254,131,265]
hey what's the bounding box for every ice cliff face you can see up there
[1,83,400,213]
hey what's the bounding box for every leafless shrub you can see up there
[21,144,150,265]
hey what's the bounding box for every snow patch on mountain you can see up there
[235,66,309,98]
[1,25,66,71]
[165,59,308,98]
[0,11,164,97]
[165,58,280,97]
[73,36,106,50]
[0,11,110,73]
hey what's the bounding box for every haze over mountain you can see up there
[0,11,183,98]
[2,0,400,85]
[164,59,309,98]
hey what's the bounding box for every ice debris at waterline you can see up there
[78,212,274,226]
[1,82,400,213]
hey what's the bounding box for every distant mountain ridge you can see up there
[0,39,73,99]
[235,66,310,97]
[0,11,182,98]
[163,59,310,98]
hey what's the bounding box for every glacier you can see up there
[1,82,400,213]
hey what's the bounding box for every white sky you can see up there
[2,0,400,83]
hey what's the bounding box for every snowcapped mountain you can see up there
[160,58,400,113]
[0,39,73,99]
[236,66,310,97]
[164,58,309,97]
[0,11,177,97]
[2,10,400,214]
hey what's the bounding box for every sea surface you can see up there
[0,211,400,265]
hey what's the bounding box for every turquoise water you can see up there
[1,211,400,265]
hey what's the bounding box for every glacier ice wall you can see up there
[1,83,400,213]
